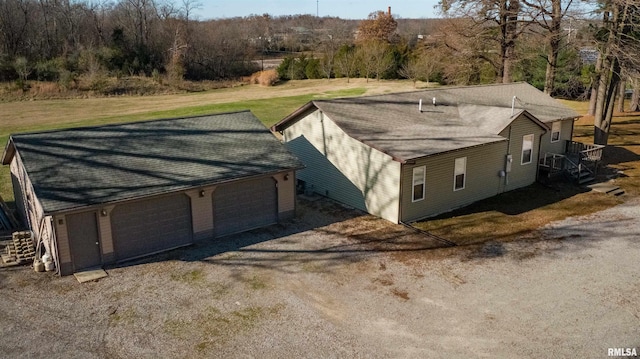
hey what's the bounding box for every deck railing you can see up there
[539,152,566,171]
[566,141,605,162]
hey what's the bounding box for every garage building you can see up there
[2,111,303,275]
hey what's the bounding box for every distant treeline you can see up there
[0,0,595,99]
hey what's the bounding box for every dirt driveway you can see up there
[1,197,638,358]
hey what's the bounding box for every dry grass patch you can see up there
[570,107,640,196]
[414,183,622,245]
[163,304,284,353]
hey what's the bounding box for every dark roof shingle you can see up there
[7,111,303,214]
[274,82,579,162]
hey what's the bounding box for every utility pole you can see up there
[317,0,319,17]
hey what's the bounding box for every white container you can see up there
[44,261,55,272]
[42,253,51,263]
[33,259,44,272]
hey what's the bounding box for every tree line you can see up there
[0,1,355,85]
[1,1,638,145]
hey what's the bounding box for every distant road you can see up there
[253,58,284,70]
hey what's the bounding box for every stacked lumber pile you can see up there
[1,231,35,265]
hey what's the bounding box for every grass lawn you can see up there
[414,101,640,245]
[0,79,423,204]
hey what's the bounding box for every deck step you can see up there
[586,182,626,196]
[578,176,595,185]
[607,188,626,196]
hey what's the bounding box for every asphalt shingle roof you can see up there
[6,111,303,214]
[276,82,579,162]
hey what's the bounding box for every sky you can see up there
[195,1,442,20]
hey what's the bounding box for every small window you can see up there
[522,134,534,164]
[454,157,466,191]
[412,166,425,202]
[551,121,561,143]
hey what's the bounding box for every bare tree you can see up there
[398,55,422,87]
[616,78,626,112]
[335,44,358,83]
[592,0,640,145]
[630,78,640,112]
[401,46,442,86]
[440,0,526,83]
[365,40,393,80]
[521,0,580,94]
[0,0,31,57]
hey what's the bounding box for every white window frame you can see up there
[551,121,561,143]
[521,134,534,165]
[453,157,466,191]
[412,166,426,202]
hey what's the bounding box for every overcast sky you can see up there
[194,0,441,20]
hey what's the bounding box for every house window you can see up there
[551,121,561,143]
[412,166,425,202]
[522,134,534,164]
[454,157,466,191]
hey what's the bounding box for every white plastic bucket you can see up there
[44,261,55,272]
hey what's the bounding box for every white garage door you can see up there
[213,177,278,237]
[111,193,192,261]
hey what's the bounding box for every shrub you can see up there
[248,69,279,86]
[305,57,322,79]
[257,69,279,86]
[277,56,295,80]
[58,70,76,90]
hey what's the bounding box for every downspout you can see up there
[398,163,404,223]
[569,117,576,154]
[51,217,61,275]
[505,125,512,188]
[536,132,545,182]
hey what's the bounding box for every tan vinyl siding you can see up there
[284,111,401,223]
[540,118,574,155]
[499,114,546,192]
[54,215,72,275]
[273,171,296,218]
[400,141,506,222]
[10,151,58,267]
[185,187,215,241]
[98,205,115,262]
[10,152,43,232]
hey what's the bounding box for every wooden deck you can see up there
[539,141,604,184]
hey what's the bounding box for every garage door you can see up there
[111,193,192,261]
[214,177,277,237]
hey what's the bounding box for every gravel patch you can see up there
[1,197,638,358]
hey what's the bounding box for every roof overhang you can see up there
[1,138,15,165]
[401,137,509,164]
[505,110,551,133]
[271,101,318,132]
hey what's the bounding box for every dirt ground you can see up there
[0,196,639,358]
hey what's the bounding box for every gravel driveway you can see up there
[0,197,638,358]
